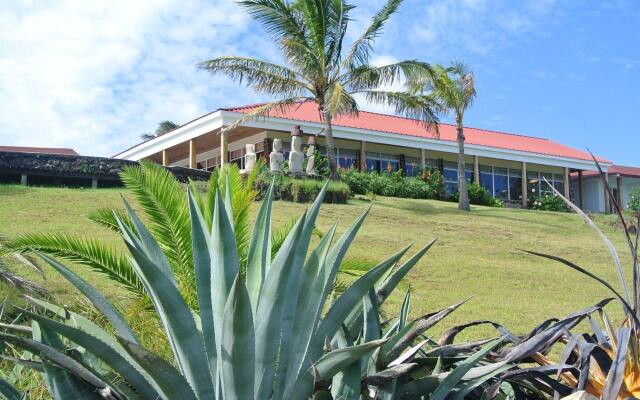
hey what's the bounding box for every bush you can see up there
[255,171,349,204]
[450,182,504,207]
[528,193,569,212]
[629,187,640,212]
[340,168,443,200]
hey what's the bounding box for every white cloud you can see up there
[0,0,269,156]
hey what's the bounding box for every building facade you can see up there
[114,102,613,210]
[571,165,640,213]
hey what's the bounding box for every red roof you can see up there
[577,165,640,179]
[224,101,608,163]
[0,146,78,155]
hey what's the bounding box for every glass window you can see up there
[494,174,509,200]
[509,169,523,202]
[382,160,399,173]
[540,173,553,194]
[553,174,565,194]
[337,148,357,169]
[404,157,420,176]
[465,163,473,183]
[480,165,493,195]
[443,161,458,182]
[366,158,380,172]
[445,181,458,197]
[527,171,540,197]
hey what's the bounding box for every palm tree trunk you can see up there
[322,108,339,180]
[457,121,470,211]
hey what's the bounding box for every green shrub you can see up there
[528,194,570,212]
[450,182,504,207]
[340,168,443,200]
[629,186,640,212]
[255,171,349,204]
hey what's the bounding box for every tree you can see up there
[411,61,476,211]
[199,0,440,180]
[140,120,179,141]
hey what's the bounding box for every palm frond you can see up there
[345,60,433,92]
[221,97,311,134]
[198,57,309,97]
[326,81,358,116]
[238,0,308,44]
[119,161,193,279]
[357,90,442,135]
[87,208,134,233]
[342,0,403,68]
[3,232,142,295]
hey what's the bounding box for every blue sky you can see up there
[1,0,638,165]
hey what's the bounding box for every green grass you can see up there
[0,184,632,340]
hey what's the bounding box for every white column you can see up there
[521,162,528,208]
[420,149,426,170]
[189,139,197,169]
[564,167,570,199]
[220,131,228,165]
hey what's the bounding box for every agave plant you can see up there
[0,180,445,399]
[519,159,640,399]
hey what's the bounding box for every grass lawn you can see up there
[0,184,633,339]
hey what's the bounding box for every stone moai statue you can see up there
[241,143,257,173]
[305,135,317,176]
[288,125,304,175]
[269,139,284,172]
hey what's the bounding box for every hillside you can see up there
[0,184,631,336]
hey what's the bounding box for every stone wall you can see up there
[0,151,210,185]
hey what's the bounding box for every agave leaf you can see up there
[542,174,631,304]
[20,308,160,399]
[330,326,361,400]
[429,337,504,400]
[0,375,22,400]
[601,327,631,399]
[118,203,214,398]
[377,239,436,304]
[221,276,255,400]
[254,213,306,399]
[438,320,514,346]
[34,251,138,344]
[273,183,328,398]
[448,363,513,400]
[398,289,411,331]
[222,170,235,233]
[187,190,218,384]
[292,338,388,399]
[246,181,273,316]
[363,363,417,387]
[120,161,193,283]
[283,223,338,395]
[209,188,240,392]
[384,299,469,364]
[315,243,413,347]
[1,331,114,397]
[117,337,197,400]
[485,364,575,399]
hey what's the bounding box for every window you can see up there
[553,174,565,194]
[509,169,522,201]
[527,171,540,198]
[404,156,420,176]
[365,152,399,173]
[443,161,458,196]
[493,167,509,201]
[480,165,493,194]
[229,148,245,169]
[540,173,553,195]
[338,149,357,169]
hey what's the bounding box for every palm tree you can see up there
[411,61,476,211]
[140,120,180,141]
[199,0,440,180]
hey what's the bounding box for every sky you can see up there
[1,0,639,164]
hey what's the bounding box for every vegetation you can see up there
[450,182,503,208]
[340,168,444,200]
[140,120,179,141]
[255,173,350,204]
[1,181,566,399]
[629,186,640,212]
[529,194,570,212]
[199,0,440,180]
[521,166,640,399]
[409,61,476,211]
